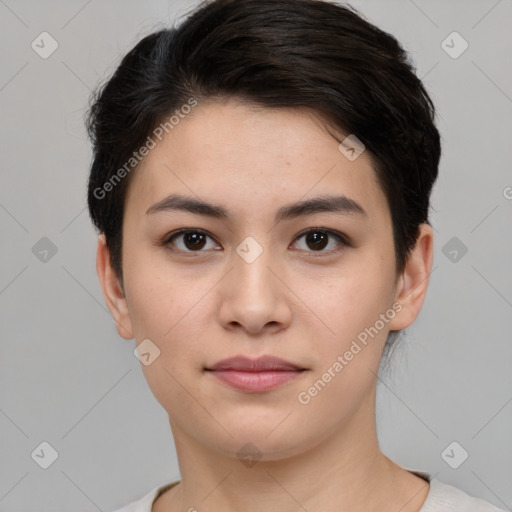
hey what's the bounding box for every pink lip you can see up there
[206,356,307,393]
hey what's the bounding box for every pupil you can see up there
[185,232,206,250]
[307,232,327,250]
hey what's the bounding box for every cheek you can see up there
[301,257,395,403]
[293,271,391,426]
[123,247,216,373]
[125,270,207,354]
[309,260,392,340]
[122,240,186,338]
[124,264,210,414]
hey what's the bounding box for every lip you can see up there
[205,356,307,393]
[207,355,305,372]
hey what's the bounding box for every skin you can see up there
[97,98,434,512]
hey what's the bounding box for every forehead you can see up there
[125,99,388,222]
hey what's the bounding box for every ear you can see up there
[96,234,134,339]
[388,223,434,331]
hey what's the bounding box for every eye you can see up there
[162,229,221,253]
[159,227,350,256]
[291,228,349,255]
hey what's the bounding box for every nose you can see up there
[217,242,292,336]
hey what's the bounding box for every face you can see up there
[98,98,431,461]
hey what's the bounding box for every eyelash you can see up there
[158,227,351,257]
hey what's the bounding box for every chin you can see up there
[201,426,317,464]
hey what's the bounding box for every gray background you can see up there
[1,0,511,511]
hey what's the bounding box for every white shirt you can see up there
[111,470,507,512]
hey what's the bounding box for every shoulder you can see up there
[110,481,180,512]
[421,477,507,512]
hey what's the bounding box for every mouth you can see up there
[205,355,308,393]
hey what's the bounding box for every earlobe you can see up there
[96,234,134,340]
[388,223,434,331]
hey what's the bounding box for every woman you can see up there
[86,0,506,510]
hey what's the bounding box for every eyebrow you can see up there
[145,193,367,222]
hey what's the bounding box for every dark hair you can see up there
[86,0,441,354]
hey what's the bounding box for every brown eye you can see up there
[181,232,207,250]
[292,228,349,255]
[164,229,220,252]
[304,231,329,250]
